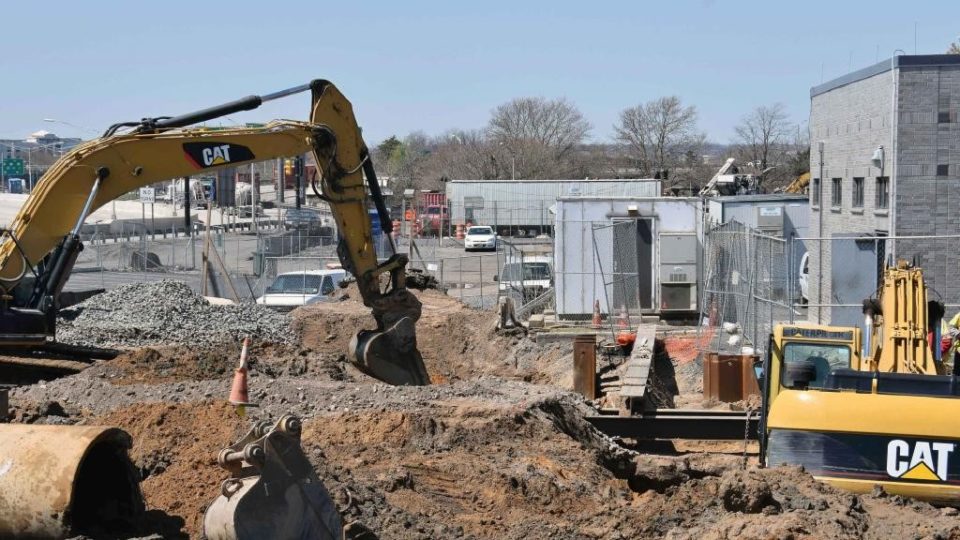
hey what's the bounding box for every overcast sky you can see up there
[1,1,957,145]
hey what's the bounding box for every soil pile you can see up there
[11,284,960,539]
[56,280,292,348]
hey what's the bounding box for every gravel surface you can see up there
[56,280,292,348]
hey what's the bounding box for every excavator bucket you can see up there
[0,424,143,539]
[203,415,342,540]
[349,316,430,386]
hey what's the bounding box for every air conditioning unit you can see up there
[661,283,697,311]
[756,206,784,236]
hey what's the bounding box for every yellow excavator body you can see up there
[762,263,959,503]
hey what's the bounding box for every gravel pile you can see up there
[56,280,293,348]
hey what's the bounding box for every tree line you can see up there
[374,95,810,194]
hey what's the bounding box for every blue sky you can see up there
[1,1,957,145]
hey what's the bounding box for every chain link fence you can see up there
[698,221,793,357]
[794,234,960,326]
[70,225,506,310]
[590,221,641,337]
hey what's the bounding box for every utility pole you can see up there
[184,177,192,233]
[295,156,303,210]
[276,158,284,203]
[251,163,259,234]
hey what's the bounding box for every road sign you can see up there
[2,159,25,177]
[139,187,156,204]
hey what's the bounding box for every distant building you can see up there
[446,179,662,237]
[808,54,960,326]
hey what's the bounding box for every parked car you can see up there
[464,226,497,252]
[256,269,347,311]
[495,256,553,305]
[798,252,810,304]
[284,207,326,231]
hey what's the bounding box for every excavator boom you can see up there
[0,79,428,386]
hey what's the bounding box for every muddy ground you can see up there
[9,286,960,539]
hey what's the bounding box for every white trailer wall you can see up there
[554,197,702,318]
[447,179,661,229]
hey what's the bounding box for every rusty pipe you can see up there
[0,424,143,539]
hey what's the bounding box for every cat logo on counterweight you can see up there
[886,439,954,482]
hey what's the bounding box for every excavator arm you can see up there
[0,79,428,385]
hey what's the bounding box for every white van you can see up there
[496,256,553,305]
[256,269,348,311]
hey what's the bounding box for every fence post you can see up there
[479,254,483,308]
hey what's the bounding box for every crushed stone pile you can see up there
[56,280,293,349]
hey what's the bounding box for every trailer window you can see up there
[781,342,851,389]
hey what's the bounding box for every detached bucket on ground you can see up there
[0,424,144,539]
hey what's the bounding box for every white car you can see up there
[464,226,497,252]
[256,269,347,311]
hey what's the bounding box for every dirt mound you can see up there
[291,285,541,383]
[18,286,960,539]
[91,401,247,538]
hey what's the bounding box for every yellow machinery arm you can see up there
[783,172,810,194]
[862,261,942,375]
[0,79,428,386]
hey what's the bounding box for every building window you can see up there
[875,176,889,209]
[937,164,949,177]
[853,177,864,208]
[938,112,951,123]
[831,178,842,207]
[812,178,820,207]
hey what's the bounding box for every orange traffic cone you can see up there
[591,300,602,329]
[229,337,256,414]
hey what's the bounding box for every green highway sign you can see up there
[2,158,24,177]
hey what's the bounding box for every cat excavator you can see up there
[761,260,960,502]
[0,80,429,538]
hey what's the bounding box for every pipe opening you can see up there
[68,432,144,536]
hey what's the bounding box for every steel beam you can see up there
[586,410,760,440]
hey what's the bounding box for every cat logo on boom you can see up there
[182,142,256,169]
[886,439,955,482]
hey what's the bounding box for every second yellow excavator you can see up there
[761,260,960,503]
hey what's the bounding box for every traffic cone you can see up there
[591,300,602,329]
[229,337,256,415]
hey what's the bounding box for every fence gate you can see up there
[698,221,792,357]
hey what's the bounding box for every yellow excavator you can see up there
[0,80,430,538]
[783,172,810,194]
[761,260,960,502]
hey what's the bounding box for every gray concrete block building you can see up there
[808,54,960,326]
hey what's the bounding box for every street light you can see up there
[42,118,98,136]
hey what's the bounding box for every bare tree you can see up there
[734,103,791,170]
[949,39,960,54]
[487,97,591,178]
[614,96,701,180]
[421,129,502,182]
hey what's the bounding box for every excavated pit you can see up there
[7,283,960,538]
